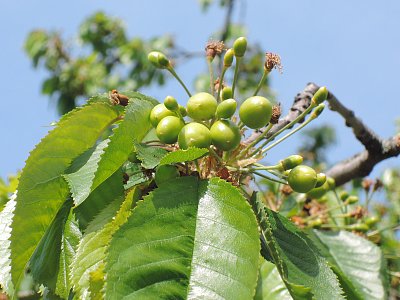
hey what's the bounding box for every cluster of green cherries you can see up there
[146,36,330,195]
[149,92,273,152]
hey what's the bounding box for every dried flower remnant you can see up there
[270,103,282,124]
[205,40,225,60]
[265,52,283,73]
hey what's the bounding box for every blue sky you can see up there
[1,0,400,180]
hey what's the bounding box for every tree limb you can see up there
[244,82,400,186]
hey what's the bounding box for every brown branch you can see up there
[244,82,400,186]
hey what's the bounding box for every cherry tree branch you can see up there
[244,82,400,186]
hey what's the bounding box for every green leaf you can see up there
[0,193,16,296]
[55,211,81,299]
[29,199,73,291]
[255,258,292,300]
[11,102,120,287]
[65,94,155,208]
[250,192,344,300]
[135,142,167,169]
[311,230,388,300]
[91,94,156,192]
[71,188,141,299]
[105,177,260,299]
[159,148,209,165]
[123,162,149,190]
[88,264,105,299]
[74,169,124,231]
[64,139,110,206]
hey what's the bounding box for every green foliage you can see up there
[0,194,16,296]
[10,14,396,298]
[105,177,260,299]
[255,259,292,300]
[250,192,344,300]
[11,102,120,288]
[159,147,209,165]
[24,12,173,115]
[311,230,388,300]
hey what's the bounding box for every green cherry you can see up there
[210,120,241,151]
[233,37,247,57]
[186,92,218,121]
[156,116,184,144]
[287,165,317,193]
[239,96,272,129]
[150,103,176,127]
[178,122,211,149]
[216,99,237,119]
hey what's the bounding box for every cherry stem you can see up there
[304,201,351,222]
[216,67,227,102]
[259,109,319,156]
[252,171,287,185]
[253,69,270,96]
[167,67,192,97]
[237,123,273,159]
[249,103,316,157]
[231,57,241,98]
[207,57,215,96]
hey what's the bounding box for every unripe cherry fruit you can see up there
[164,96,178,111]
[187,92,218,121]
[178,122,211,149]
[148,51,162,68]
[280,155,303,171]
[179,105,187,117]
[210,120,241,151]
[156,116,184,144]
[220,86,233,101]
[154,165,179,186]
[233,37,247,57]
[216,99,237,119]
[287,165,317,193]
[315,173,327,188]
[239,96,272,129]
[150,104,176,127]
[224,48,234,67]
[307,180,330,199]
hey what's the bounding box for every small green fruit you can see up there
[307,180,330,199]
[233,37,247,57]
[315,173,327,188]
[216,99,237,119]
[154,165,179,186]
[150,104,176,127]
[210,120,241,151]
[187,92,218,121]
[164,96,178,111]
[287,165,317,193]
[239,96,272,129]
[179,105,187,117]
[148,51,162,68]
[224,48,234,67]
[156,116,184,144]
[364,216,379,226]
[221,86,233,100]
[178,122,211,149]
[312,86,328,105]
[346,196,359,204]
[280,155,303,170]
[348,223,369,232]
